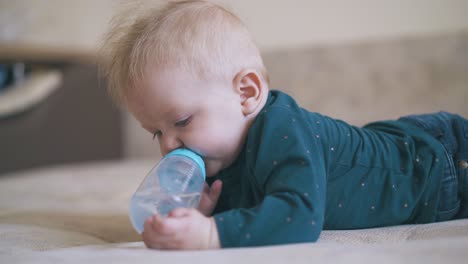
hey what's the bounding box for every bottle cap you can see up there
[165,149,206,180]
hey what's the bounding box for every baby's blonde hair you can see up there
[100,0,268,106]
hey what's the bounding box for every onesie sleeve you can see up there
[213,106,327,247]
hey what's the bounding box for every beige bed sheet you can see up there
[0,160,467,263]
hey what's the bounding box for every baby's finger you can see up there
[168,207,192,218]
[143,217,155,233]
[202,182,210,194]
[142,229,177,249]
[154,213,192,236]
[150,215,176,235]
[166,218,189,235]
[209,180,222,202]
[143,216,169,238]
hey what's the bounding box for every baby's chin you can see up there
[204,160,224,178]
[205,166,221,178]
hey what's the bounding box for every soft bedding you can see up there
[0,160,467,263]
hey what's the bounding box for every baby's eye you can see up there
[175,116,192,128]
[152,130,162,140]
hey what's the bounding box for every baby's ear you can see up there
[233,69,265,116]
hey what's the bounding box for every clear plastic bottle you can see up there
[129,149,206,234]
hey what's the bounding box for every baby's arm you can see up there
[213,181,326,247]
[211,106,328,247]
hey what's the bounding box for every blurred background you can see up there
[1,0,467,174]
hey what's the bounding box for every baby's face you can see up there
[127,67,250,177]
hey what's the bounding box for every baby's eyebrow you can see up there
[141,126,152,135]
[163,105,179,116]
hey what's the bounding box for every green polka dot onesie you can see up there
[208,90,445,248]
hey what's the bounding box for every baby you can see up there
[100,0,468,250]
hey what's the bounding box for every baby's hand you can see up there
[197,180,222,216]
[142,208,220,250]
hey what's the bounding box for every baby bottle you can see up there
[129,149,206,234]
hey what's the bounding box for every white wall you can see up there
[1,0,468,53]
[220,0,468,51]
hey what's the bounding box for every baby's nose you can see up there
[160,135,184,156]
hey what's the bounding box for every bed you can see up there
[0,160,467,263]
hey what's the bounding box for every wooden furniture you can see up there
[0,63,122,174]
